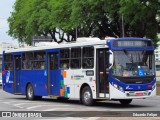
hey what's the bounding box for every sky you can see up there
[0,0,18,45]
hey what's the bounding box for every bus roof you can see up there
[4,37,151,54]
[4,37,107,53]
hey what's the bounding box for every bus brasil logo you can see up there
[6,71,10,83]
[126,85,133,90]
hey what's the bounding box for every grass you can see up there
[156,81,160,96]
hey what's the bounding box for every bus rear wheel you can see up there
[81,86,94,106]
[26,84,42,100]
[26,84,35,100]
[119,99,132,105]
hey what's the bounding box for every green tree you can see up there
[50,0,76,42]
[119,0,160,45]
[8,0,75,44]
[69,0,121,38]
[8,0,160,45]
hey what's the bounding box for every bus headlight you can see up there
[113,84,118,88]
[119,86,123,91]
[152,83,156,90]
[113,84,124,91]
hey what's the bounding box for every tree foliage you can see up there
[119,0,160,45]
[8,0,160,45]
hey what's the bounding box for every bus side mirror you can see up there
[109,50,113,69]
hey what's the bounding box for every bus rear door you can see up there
[47,51,60,96]
[13,54,22,94]
[96,48,110,98]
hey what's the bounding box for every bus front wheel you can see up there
[119,99,132,105]
[81,86,94,106]
[26,84,35,100]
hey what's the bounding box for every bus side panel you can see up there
[60,70,74,98]
[33,70,48,96]
[50,70,61,96]
[20,70,48,96]
[55,69,61,96]
[62,69,96,99]
[20,70,34,95]
[3,70,14,94]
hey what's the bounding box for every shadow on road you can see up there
[6,96,150,109]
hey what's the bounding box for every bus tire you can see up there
[26,84,35,100]
[119,99,132,105]
[81,86,94,106]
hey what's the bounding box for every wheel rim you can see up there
[28,86,33,98]
[83,91,91,104]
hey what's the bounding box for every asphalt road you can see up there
[0,88,160,119]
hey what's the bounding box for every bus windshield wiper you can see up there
[123,49,133,63]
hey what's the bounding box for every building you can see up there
[155,34,160,61]
[154,34,160,80]
[155,43,160,61]
[0,42,19,72]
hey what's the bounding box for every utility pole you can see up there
[122,15,125,37]
[75,27,77,40]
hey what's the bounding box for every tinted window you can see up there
[71,47,81,69]
[60,49,70,69]
[49,53,58,70]
[33,51,46,70]
[82,46,94,68]
[22,52,33,70]
[4,54,13,70]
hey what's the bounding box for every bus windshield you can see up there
[112,50,155,77]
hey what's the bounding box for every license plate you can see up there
[135,92,144,96]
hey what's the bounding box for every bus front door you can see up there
[14,55,21,94]
[47,52,59,96]
[96,48,110,98]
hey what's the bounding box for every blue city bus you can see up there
[2,37,156,106]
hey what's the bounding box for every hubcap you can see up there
[84,91,91,103]
[28,86,33,98]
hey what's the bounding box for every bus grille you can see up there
[114,76,155,84]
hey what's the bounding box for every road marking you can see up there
[3,102,11,104]
[13,103,27,109]
[27,104,70,110]
[14,105,24,109]
[42,107,74,111]
[3,100,31,103]
[27,105,52,110]
[13,103,48,109]
[14,103,30,106]
[42,108,59,111]
[42,107,93,111]
[58,117,100,120]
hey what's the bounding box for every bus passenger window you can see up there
[60,49,70,69]
[71,47,81,69]
[22,53,33,70]
[82,46,94,68]
[4,54,13,70]
[33,51,45,70]
[50,53,58,70]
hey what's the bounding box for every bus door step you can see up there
[49,95,59,99]
[99,93,109,98]
[14,93,22,95]
[96,97,110,100]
